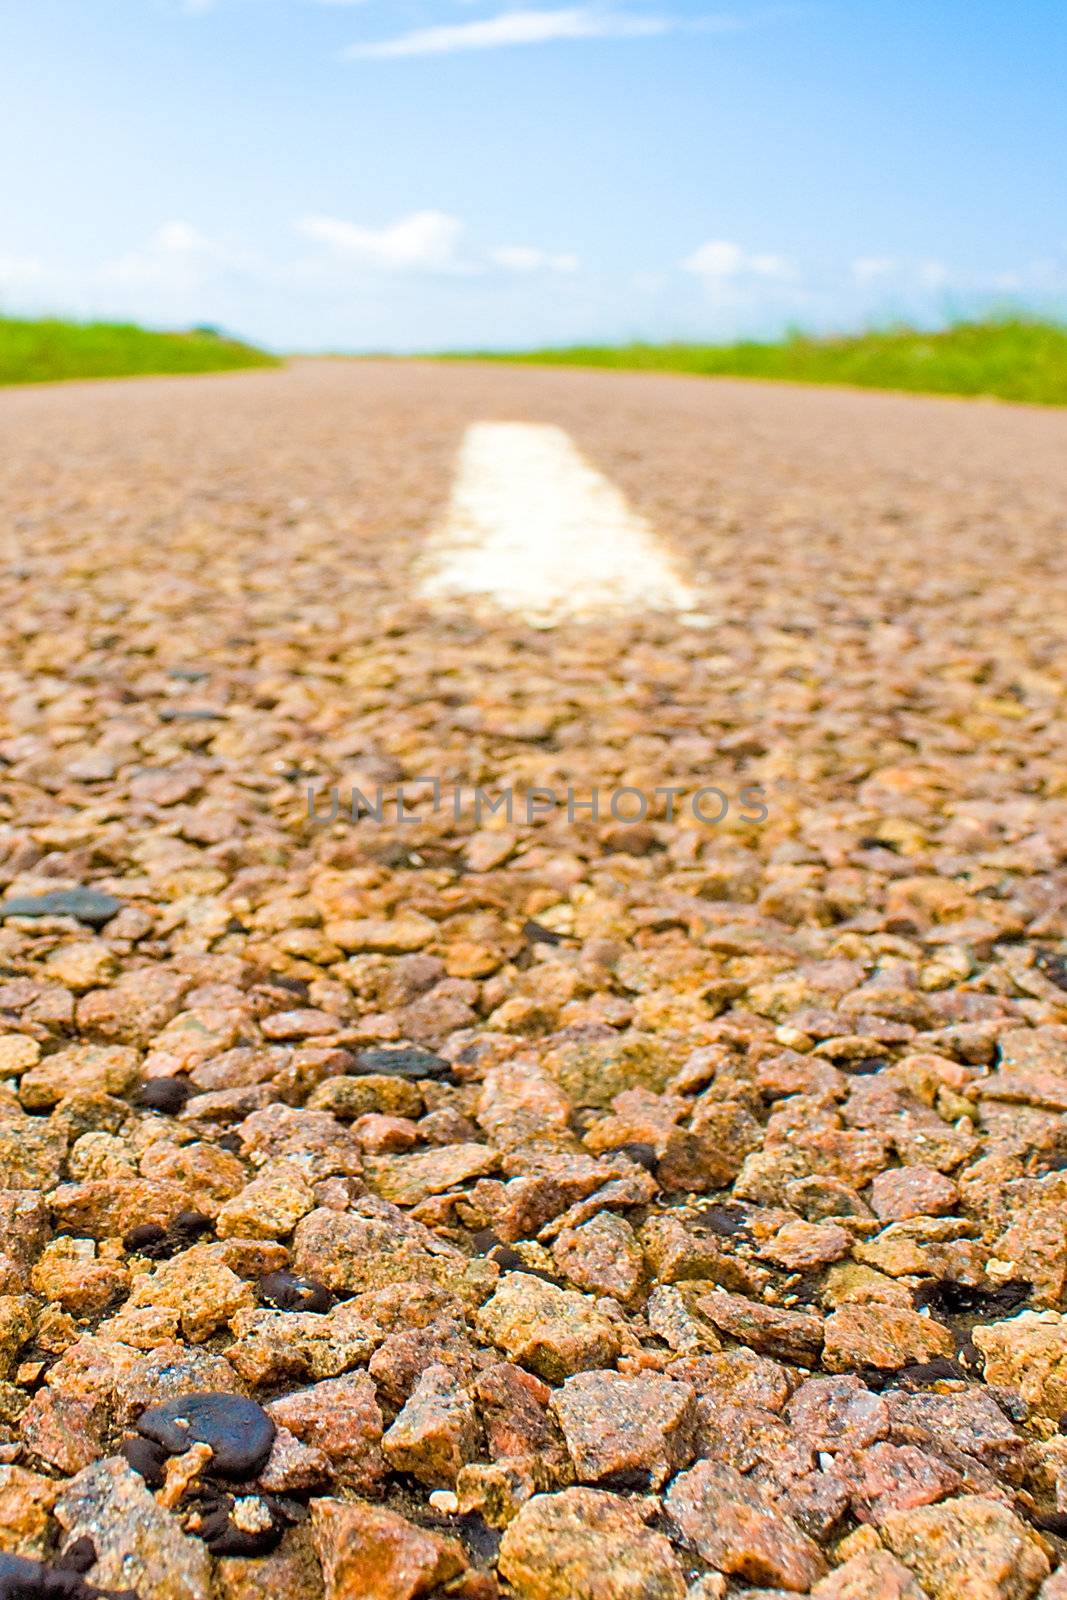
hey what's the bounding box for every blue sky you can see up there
[1,0,1065,350]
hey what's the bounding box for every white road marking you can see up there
[418,421,697,624]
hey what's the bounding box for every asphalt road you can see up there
[2,361,1067,1599]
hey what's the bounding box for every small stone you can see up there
[261,1009,341,1040]
[834,1441,961,1522]
[476,1272,621,1383]
[550,1370,697,1489]
[352,1113,418,1153]
[664,1459,827,1591]
[456,1456,556,1527]
[308,1075,424,1120]
[810,1549,929,1598]
[157,1441,214,1511]
[291,1204,495,1305]
[552,1213,645,1304]
[42,941,117,993]
[0,1464,59,1558]
[215,1163,316,1240]
[365,1143,497,1207]
[136,1392,276,1478]
[972,1313,1067,1419]
[473,1363,561,1463]
[327,916,437,955]
[54,1456,211,1600]
[213,1526,323,1600]
[696,1290,825,1366]
[20,1389,107,1476]
[823,1305,954,1373]
[885,1389,1023,1470]
[498,1486,687,1600]
[0,1297,33,1382]
[880,1495,1050,1600]
[0,1119,68,1190]
[760,1218,853,1271]
[786,1376,890,1453]
[267,1372,385,1492]
[19,1045,140,1110]
[135,1078,192,1114]
[0,1037,41,1077]
[382,1363,480,1488]
[256,1427,330,1493]
[258,1271,333,1314]
[0,889,122,928]
[121,1245,253,1341]
[30,1238,129,1316]
[310,1495,467,1600]
[541,1031,676,1110]
[870,1167,959,1222]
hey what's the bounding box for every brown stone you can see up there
[550,1370,697,1489]
[696,1290,825,1366]
[268,1371,385,1491]
[54,1456,212,1600]
[476,1272,621,1382]
[552,1212,645,1304]
[811,1549,929,1599]
[310,1496,467,1600]
[880,1495,1050,1600]
[215,1525,324,1600]
[382,1363,480,1487]
[869,1166,959,1222]
[0,1464,60,1557]
[664,1458,827,1591]
[823,1305,954,1372]
[498,1487,687,1600]
[972,1313,1067,1419]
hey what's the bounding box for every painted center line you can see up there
[418,421,697,624]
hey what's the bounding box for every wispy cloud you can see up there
[103,221,241,291]
[0,252,46,290]
[294,211,583,278]
[491,245,580,273]
[294,211,464,271]
[683,239,792,282]
[852,256,895,282]
[344,6,674,60]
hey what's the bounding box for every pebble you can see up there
[135,1393,276,1479]
[0,1554,132,1600]
[257,1271,333,1314]
[351,1047,453,1081]
[0,889,123,928]
[134,1079,192,1114]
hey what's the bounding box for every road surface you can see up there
[1,360,1066,1599]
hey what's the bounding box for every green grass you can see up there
[0,315,278,386]
[444,315,1067,407]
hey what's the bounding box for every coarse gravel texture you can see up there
[0,359,1066,1600]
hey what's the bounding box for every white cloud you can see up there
[344,6,672,60]
[295,210,464,271]
[0,253,45,290]
[917,260,951,288]
[491,246,580,273]
[682,239,792,281]
[103,221,235,291]
[852,256,896,282]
